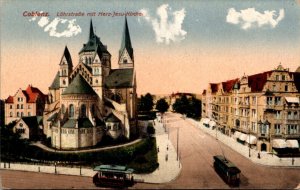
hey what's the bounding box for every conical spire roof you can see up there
[60,46,73,66]
[89,19,95,39]
[120,16,133,60]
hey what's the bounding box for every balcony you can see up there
[238,102,250,108]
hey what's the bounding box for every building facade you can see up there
[202,64,300,153]
[43,18,137,149]
[5,85,47,125]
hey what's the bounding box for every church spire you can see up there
[89,19,95,39]
[120,16,133,60]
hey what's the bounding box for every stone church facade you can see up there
[43,18,137,150]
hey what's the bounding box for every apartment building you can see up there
[202,64,300,153]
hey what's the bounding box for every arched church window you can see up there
[80,104,87,118]
[91,104,96,117]
[61,104,65,114]
[69,104,75,118]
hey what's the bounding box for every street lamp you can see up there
[248,123,251,158]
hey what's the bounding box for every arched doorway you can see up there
[261,143,267,151]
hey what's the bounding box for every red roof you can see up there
[6,85,46,104]
[5,96,14,103]
[222,78,239,93]
[210,83,219,93]
[248,71,272,92]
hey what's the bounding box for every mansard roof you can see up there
[247,71,272,92]
[49,72,60,90]
[62,74,97,95]
[222,78,239,93]
[105,69,134,89]
[119,17,133,61]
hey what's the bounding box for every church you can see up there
[43,18,137,150]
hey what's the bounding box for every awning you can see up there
[272,139,287,148]
[245,135,257,145]
[285,97,300,104]
[239,133,247,141]
[286,140,299,148]
[209,120,216,127]
[233,131,242,139]
[202,118,210,125]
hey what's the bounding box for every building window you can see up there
[80,104,87,118]
[274,124,281,134]
[63,80,66,85]
[251,122,256,132]
[123,59,127,64]
[28,105,31,109]
[252,96,256,105]
[10,105,13,109]
[17,104,19,109]
[251,109,256,119]
[272,85,276,92]
[276,75,279,81]
[10,112,13,117]
[261,124,267,134]
[287,125,298,134]
[282,75,285,81]
[266,97,273,105]
[276,111,281,119]
[21,112,24,117]
[17,112,20,117]
[294,111,298,119]
[69,104,74,118]
[285,85,288,92]
[21,104,23,109]
[275,97,281,105]
[28,112,31,116]
[287,112,292,120]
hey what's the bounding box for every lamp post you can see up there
[248,125,251,157]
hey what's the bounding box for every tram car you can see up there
[93,165,135,188]
[213,155,241,187]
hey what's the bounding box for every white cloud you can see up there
[38,17,49,27]
[140,4,187,44]
[226,8,285,30]
[29,16,81,38]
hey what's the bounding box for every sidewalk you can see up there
[0,119,181,184]
[135,119,182,183]
[186,118,300,167]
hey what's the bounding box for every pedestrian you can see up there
[292,158,295,165]
[165,154,168,161]
[167,144,169,151]
[257,152,260,159]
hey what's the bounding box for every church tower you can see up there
[59,46,73,94]
[118,17,134,69]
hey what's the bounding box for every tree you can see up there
[156,98,169,113]
[138,93,154,112]
[172,94,201,119]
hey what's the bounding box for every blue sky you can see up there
[1,0,300,97]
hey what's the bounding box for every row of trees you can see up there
[138,93,201,119]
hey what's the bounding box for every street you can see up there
[1,112,300,189]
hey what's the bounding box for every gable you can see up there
[119,49,133,64]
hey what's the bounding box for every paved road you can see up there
[135,113,300,189]
[1,112,300,189]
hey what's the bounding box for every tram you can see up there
[213,155,241,186]
[93,165,135,187]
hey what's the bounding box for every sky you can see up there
[1,0,300,99]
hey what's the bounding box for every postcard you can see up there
[1,0,300,189]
